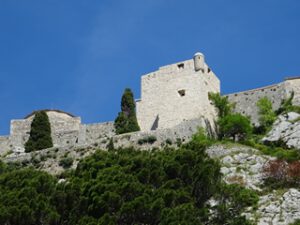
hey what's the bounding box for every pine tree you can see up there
[114,88,140,134]
[25,111,53,152]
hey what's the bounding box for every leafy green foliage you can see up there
[59,156,73,169]
[218,113,253,141]
[208,92,234,118]
[256,97,276,132]
[114,88,140,134]
[0,131,255,224]
[25,111,53,152]
[208,93,252,142]
[212,184,258,225]
[0,168,59,225]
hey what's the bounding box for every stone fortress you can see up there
[0,52,300,154]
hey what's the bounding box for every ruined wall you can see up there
[136,56,220,132]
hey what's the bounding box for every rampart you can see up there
[226,77,300,125]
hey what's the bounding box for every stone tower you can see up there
[136,52,220,131]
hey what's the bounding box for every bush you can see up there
[59,156,74,169]
[256,97,276,132]
[165,138,172,145]
[114,88,140,134]
[137,136,157,145]
[218,113,253,141]
[263,159,300,188]
[25,111,53,152]
[211,184,258,224]
[208,92,234,118]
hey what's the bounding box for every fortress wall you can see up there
[226,83,286,125]
[137,59,220,131]
[0,136,11,156]
[10,119,32,149]
[112,118,210,150]
[84,122,115,145]
[10,111,82,150]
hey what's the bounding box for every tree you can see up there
[25,111,53,152]
[257,97,276,132]
[114,88,140,134]
[218,113,253,141]
[208,92,234,118]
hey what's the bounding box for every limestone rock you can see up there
[263,112,300,149]
[246,189,300,225]
[206,144,273,190]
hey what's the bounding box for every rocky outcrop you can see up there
[245,189,300,225]
[263,112,300,150]
[207,144,273,191]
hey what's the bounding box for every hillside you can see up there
[1,94,300,224]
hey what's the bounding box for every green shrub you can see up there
[165,138,172,145]
[59,156,73,169]
[256,97,276,132]
[218,113,253,141]
[208,92,234,118]
[212,184,258,224]
[114,88,140,134]
[25,111,53,152]
[137,136,157,145]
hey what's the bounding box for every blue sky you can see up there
[0,0,300,135]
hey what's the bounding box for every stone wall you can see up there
[226,77,300,126]
[0,136,11,156]
[84,122,115,145]
[136,54,220,132]
[9,111,82,151]
[111,117,213,150]
[0,111,116,153]
[226,83,286,125]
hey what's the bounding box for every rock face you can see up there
[207,144,300,224]
[245,189,300,225]
[263,112,300,149]
[206,144,273,191]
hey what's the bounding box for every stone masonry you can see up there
[136,52,220,131]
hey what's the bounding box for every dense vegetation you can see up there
[25,111,53,152]
[208,92,252,141]
[256,97,276,133]
[0,131,258,225]
[114,88,140,135]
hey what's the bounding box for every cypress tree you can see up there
[114,88,140,134]
[25,111,53,152]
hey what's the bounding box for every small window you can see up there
[208,67,211,73]
[178,90,186,97]
[177,63,184,69]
